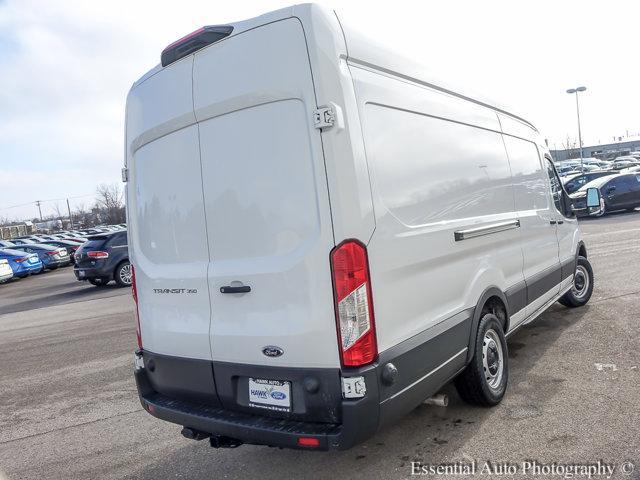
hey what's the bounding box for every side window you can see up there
[545,159,564,213]
[110,233,128,247]
[502,136,548,212]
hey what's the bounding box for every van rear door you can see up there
[126,57,214,362]
[192,19,339,369]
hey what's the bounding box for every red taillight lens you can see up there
[330,240,377,367]
[132,265,142,349]
[15,257,27,263]
[87,251,109,259]
[297,437,320,447]
[46,251,57,256]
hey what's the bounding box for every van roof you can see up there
[132,3,537,133]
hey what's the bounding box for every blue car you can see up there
[0,240,16,248]
[0,248,43,277]
[9,244,71,270]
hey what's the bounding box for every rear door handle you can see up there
[220,285,251,294]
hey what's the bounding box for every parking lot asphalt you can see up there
[1,213,639,480]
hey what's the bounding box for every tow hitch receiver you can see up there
[209,435,243,449]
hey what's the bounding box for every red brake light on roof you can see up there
[161,25,233,67]
[330,240,377,367]
[132,265,142,349]
[87,251,109,259]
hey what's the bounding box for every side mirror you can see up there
[586,187,601,208]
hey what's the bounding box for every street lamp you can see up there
[566,86,587,173]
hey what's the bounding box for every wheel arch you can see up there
[465,287,509,365]
[577,240,587,259]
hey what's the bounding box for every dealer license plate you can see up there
[248,378,291,412]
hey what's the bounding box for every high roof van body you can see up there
[126,4,596,450]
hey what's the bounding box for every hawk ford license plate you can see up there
[248,378,291,412]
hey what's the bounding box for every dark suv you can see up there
[74,231,131,287]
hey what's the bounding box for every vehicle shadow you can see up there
[127,304,592,480]
[0,282,126,315]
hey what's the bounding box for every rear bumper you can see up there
[134,311,471,450]
[134,351,379,450]
[20,263,42,275]
[74,264,112,280]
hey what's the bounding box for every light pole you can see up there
[566,86,587,173]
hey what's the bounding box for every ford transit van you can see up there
[125,4,599,450]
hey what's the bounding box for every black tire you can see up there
[558,256,593,308]
[455,314,508,407]
[88,278,108,287]
[114,260,132,288]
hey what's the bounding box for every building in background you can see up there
[551,137,640,161]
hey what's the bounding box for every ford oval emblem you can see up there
[262,346,284,358]
[270,391,286,400]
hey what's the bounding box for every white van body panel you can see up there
[348,64,526,352]
[193,18,338,367]
[126,58,213,360]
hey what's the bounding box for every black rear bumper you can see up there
[134,352,379,450]
[133,310,471,450]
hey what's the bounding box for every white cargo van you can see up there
[125,4,601,450]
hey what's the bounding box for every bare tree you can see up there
[52,202,64,220]
[562,135,579,159]
[95,183,126,224]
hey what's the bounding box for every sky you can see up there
[1,0,639,221]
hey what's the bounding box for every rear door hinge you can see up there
[121,167,129,183]
[313,106,335,130]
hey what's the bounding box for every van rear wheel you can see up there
[558,256,593,308]
[455,314,508,407]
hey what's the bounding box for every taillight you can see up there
[87,251,109,259]
[46,251,58,256]
[15,257,27,263]
[161,25,233,67]
[330,240,377,367]
[132,265,142,349]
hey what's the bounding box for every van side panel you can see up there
[126,59,213,361]
[349,65,525,358]
[501,135,561,322]
[192,19,339,368]
[293,4,376,243]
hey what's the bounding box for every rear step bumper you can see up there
[134,353,380,450]
[141,390,343,450]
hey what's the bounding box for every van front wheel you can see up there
[455,314,508,407]
[558,256,593,308]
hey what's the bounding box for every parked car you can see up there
[11,235,48,244]
[8,244,71,270]
[562,170,617,194]
[571,173,640,216]
[621,165,640,174]
[0,240,16,248]
[0,248,43,277]
[612,157,640,170]
[35,239,82,263]
[125,5,598,451]
[74,231,130,287]
[0,259,13,282]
